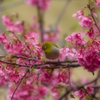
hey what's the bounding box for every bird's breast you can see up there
[45,46,60,60]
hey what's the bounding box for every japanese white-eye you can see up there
[42,42,60,60]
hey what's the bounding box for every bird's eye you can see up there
[44,46,46,49]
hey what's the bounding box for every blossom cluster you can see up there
[0,0,100,100]
[63,1,100,73]
[0,12,70,99]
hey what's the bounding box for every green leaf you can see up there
[85,94,92,100]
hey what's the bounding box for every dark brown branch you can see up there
[11,69,29,100]
[0,59,80,69]
[37,1,44,43]
[83,71,100,86]
[0,55,78,63]
[53,0,71,30]
[13,55,37,61]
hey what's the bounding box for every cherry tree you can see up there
[0,0,100,100]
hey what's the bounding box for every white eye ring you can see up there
[44,46,46,49]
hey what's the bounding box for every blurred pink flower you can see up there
[2,15,13,26]
[95,0,100,7]
[86,27,95,39]
[72,10,84,20]
[79,16,93,28]
[26,0,51,10]
[0,33,8,44]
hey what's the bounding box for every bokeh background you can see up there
[0,0,99,100]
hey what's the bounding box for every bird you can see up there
[42,41,60,60]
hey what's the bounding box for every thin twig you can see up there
[82,87,93,100]
[52,0,71,31]
[13,55,37,61]
[59,88,72,100]
[37,1,44,43]
[51,0,71,47]
[11,69,29,100]
[12,31,38,61]
[0,55,36,61]
[58,71,100,100]
[87,4,100,33]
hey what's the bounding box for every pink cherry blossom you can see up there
[72,10,84,20]
[79,16,93,28]
[74,90,83,96]
[2,15,13,26]
[57,70,69,84]
[65,32,86,47]
[79,77,89,84]
[65,32,82,42]
[95,0,100,7]
[86,27,95,39]
[0,33,8,44]
[93,12,97,17]
[86,86,94,95]
[8,21,24,33]
[1,1,100,100]
[43,29,59,43]
[60,47,77,60]
[78,48,100,72]
[50,88,59,100]
[74,90,86,100]
[93,23,100,34]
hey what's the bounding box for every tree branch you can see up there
[58,71,100,100]
[52,0,71,31]
[37,1,44,43]
[87,4,100,33]
[0,59,80,69]
[11,69,29,100]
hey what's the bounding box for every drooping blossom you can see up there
[86,27,95,39]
